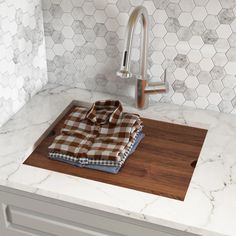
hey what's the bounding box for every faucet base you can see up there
[135,79,149,109]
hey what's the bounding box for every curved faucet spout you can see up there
[117,6,168,109]
[117,6,149,80]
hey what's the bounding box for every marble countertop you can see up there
[0,84,236,236]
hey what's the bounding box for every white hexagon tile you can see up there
[42,0,236,114]
[4,0,236,128]
[0,0,48,127]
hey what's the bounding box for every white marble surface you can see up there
[0,84,236,236]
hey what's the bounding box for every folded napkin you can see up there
[48,100,144,171]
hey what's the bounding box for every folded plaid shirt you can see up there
[49,130,144,167]
[49,100,143,162]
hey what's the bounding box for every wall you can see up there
[0,0,48,127]
[43,0,236,114]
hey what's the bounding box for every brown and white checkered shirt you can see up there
[49,100,142,162]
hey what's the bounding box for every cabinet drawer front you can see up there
[5,205,119,236]
[0,190,186,236]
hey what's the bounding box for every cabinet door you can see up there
[0,189,190,236]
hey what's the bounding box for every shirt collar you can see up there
[86,100,123,124]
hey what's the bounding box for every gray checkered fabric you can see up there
[49,100,143,163]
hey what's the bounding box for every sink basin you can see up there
[24,100,208,201]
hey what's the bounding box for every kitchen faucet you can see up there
[117,6,168,109]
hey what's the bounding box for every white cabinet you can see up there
[0,186,197,236]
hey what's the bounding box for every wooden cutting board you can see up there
[24,101,208,201]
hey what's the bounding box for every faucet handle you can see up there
[144,69,169,94]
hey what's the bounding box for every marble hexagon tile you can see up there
[43,0,236,114]
[0,0,48,127]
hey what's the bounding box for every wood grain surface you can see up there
[24,104,208,201]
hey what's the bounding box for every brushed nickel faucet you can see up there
[117,6,168,109]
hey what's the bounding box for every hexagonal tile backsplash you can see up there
[0,0,48,127]
[43,0,236,114]
[3,1,236,129]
